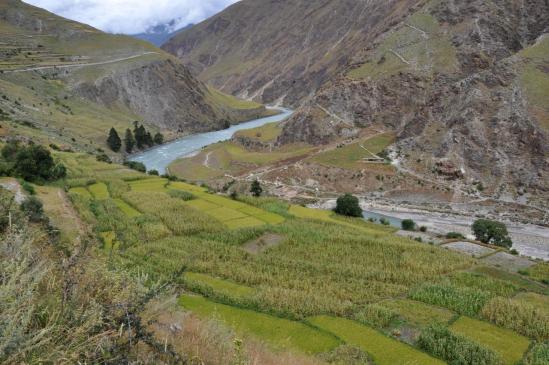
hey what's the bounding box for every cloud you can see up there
[23,0,239,34]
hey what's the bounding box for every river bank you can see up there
[313,199,549,261]
[129,108,293,174]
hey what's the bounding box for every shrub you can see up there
[410,283,492,316]
[2,143,66,182]
[446,232,465,239]
[20,196,45,223]
[418,324,503,365]
[472,219,512,248]
[379,217,390,225]
[250,180,263,197]
[480,297,549,340]
[20,181,35,195]
[148,170,159,176]
[420,226,427,232]
[123,161,146,173]
[402,219,416,231]
[334,194,362,217]
[96,153,112,164]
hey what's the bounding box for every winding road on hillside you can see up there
[2,52,159,73]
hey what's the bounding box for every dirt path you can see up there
[3,52,159,73]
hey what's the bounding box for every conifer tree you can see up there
[106,127,122,152]
[124,128,135,153]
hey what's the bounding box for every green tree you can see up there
[106,127,121,152]
[334,194,362,217]
[14,144,65,182]
[401,219,416,231]
[250,180,263,197]
[144,131,153,147]
[153,132,164,145]
[472,219,513,248]
[124,129,135,153]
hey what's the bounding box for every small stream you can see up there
[130,108,293,174]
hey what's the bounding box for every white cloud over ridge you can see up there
[23,0,239,34]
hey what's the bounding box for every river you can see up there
[129,108,294,174]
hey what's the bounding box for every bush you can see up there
[401,219,416,231]
[420,226,427,232]
[20,181,35,195]
[480,297,549,340]
[148,169,159,176]
[334,194,362,217]
[250,179,263,197]
[2,142,66,182]
[20,196,45,223]
[472,219,512,248]
[96,153,112,164]
[446,232,465,239]
[418,324,503,365]
[379,217,390,225]
[123,161,146,173]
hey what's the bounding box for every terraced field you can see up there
[59,152,548,364]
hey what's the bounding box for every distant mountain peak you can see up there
[132,20,192,47]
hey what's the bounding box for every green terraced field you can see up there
[88,182,110,200]
[450,317,530,365]
[310,133,395,170]
[128,178,169,192]
[179,296,341,354]
[113,198,141,217]
[381,299,455,327]
[308,316,444,365]
[184,272,256,299]
[69,186,92,199]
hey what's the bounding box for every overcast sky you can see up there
[23,0,239,34]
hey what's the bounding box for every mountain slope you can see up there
[278,0,549,204]
[0,0,270,153]
[163,0,423,106]
[165,0,548,208]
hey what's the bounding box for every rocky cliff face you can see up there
[277,0,549,201]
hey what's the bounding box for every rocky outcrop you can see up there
[73,59,223,133]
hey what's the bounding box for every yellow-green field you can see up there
[310,133,395,170]
[180,296,341,354]
[168,141,314,181]
[450,317,531,365]
[308,316,444,365]
[56,153,546,363]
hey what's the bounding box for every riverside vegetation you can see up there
[1,144,546,364]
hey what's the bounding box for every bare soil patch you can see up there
[443,241,496,257]
[481,252,536,272]
[243,233,285,254]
